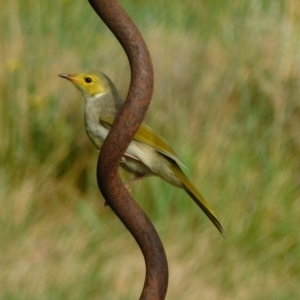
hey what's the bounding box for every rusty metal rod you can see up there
[87,0,168,299]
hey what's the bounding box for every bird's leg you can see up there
[104,174,144,207]
[104,156,143,207]
[124,173,144,188]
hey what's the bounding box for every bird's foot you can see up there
[124,174,144,189]
[103,174,144,207]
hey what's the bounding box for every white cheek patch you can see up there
[83,92,107,101]
[92,92,106,98]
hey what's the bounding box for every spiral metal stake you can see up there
[87,0,168,299]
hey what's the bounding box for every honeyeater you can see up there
[59,71,224,236]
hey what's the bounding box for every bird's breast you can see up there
[84,108,108,149]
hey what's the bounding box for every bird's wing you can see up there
[99,116,188,168]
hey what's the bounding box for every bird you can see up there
[59,71,224,236]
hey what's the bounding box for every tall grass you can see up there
[1,0,300,299]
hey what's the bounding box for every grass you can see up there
[1,0,300,299]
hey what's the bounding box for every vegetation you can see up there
[1,0,300,299]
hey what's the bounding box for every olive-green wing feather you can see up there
[100,116,187,168]
[169,162,225,237]
[100,116,224,236]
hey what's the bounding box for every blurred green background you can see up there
[1,0,300,299]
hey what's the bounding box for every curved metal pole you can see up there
[87,0,168,299]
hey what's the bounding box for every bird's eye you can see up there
[84,77,92,83]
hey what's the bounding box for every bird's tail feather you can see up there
[169,163,225,237]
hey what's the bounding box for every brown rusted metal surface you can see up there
[87,0,168,299]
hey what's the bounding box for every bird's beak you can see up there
[58,73,76,82]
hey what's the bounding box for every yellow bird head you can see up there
[59,71,116,99]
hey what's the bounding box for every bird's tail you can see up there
[169,163,225,237]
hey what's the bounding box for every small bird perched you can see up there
[59,71,224,236]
